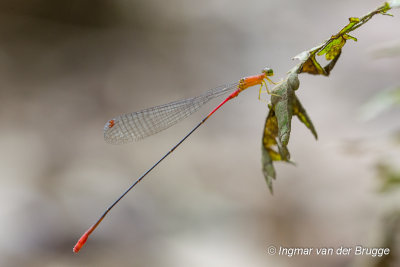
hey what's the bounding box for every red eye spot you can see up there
[108,119,115,128]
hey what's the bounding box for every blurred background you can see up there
[0,0,399,266]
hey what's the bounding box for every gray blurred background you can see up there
[0,0,399,266]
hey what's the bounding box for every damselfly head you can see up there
[262,67,274,77]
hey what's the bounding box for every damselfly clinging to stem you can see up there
[73,67,276,253]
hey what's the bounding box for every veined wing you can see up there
[104,83,239,144]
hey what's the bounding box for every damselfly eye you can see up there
[262,68,274,76]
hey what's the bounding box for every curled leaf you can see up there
[318,36,346,60]
[261,69,317,193]
[300,53,325,75]
[297,16,366,76]
[338,17,360,35]
[293,95,318,139]
[262,2,392,192]
[270,71,299,146]
[261,109,279,193]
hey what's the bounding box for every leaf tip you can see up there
[348,17,360,23]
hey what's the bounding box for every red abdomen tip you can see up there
[73,232,89,253]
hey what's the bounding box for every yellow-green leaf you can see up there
[318,37,346,60]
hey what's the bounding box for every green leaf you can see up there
[261,68,316,193]
[261,109,279,194]
[343,34,357,41]
[299,49,342,76]
[338,17,360,35]
[270,70,299,146]
[293,95,318,139]
[300,53,326,75]
[261,145,275,194]
[317,17,359,61]
[263,2,393,192]
[319,37,345,60]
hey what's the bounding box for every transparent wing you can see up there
[104,83,239,144]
